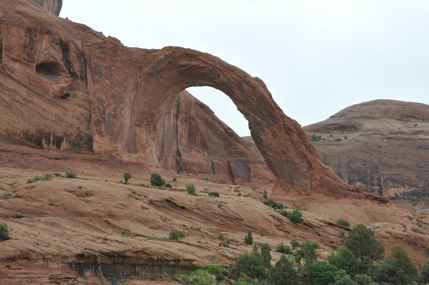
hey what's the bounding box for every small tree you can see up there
[344,224,384,274]
[0,224,10,241]
[244,230,253,245]
[150,173,165,186]
[304,262,338,285]
[296,240,320,265]
[331,269,354,285]
[238,244,272,279]
[275,243,292,254]
[263,190,268,199]
[123,172,131,184]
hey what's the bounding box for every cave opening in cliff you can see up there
[186,86,250,138]
[35,61,67,80]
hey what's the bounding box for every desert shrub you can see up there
[268,255,299,285]
[123,172,131,184]
[0,224,10,241]
[244,230,253,245]
[53,173,61,177]
[165,183,172,188]
[172,177,177,182]
[41,173,53,181]
[328,248,358,278]
[280,207,302,223]
[263,199,285,209]
[290,239,300,249]
[275,242,292,254]
[65,171,77,178]
[186,183,196,195]
[345,224,384,274]
[336,218,351,227]
[27,176,40,183]
[304,261,338,285]
[150,173,165,186]
[209,191,219,197]
[169,229,186,240]
[263,189,267,199]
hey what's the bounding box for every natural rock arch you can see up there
[123,46,383,200]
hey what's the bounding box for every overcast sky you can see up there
[61,1,429,137]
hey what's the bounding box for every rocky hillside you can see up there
[304,100,429,197]
[31,0,62,15]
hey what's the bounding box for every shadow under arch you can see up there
[130,46,353,197]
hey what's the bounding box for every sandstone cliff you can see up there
[304,100,429,197]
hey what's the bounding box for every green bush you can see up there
[209,191,220,197]
[186,183,196,195]
[123,172,131,184]
[172,177,177,182]
[165,183,172,188]
[275,243,292,254]
[174,269,216,285]
[263,199,285,209]
[290,239,300,249]
[53,173,61,177]
[41,173,53,181]
[420,259,429,284]
[0,224,10,241]
[169,229,186,240]
[150,173,165,186]
[263,190,268,199]
[244,230,253,245]
[354,274,372,285]
[331,269,354,285]
[336,218,351,227]
[65,171,77,178]
[281,207,302,223]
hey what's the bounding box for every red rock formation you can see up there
[304,100,429,197]
[0,0,387,201]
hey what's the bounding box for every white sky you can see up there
[61,1,429,137]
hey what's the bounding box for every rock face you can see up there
[157,91,275,184]
[31,0,62,15]
[0,0,386,201]
[304,100,429,196]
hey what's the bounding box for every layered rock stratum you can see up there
[304,100,429,197]
[0,0,385,201]
[31,0,62,15]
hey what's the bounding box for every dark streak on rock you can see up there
[60,39,78,79]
